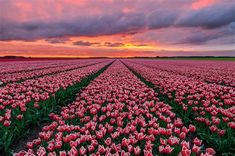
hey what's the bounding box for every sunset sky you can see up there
[0,0,235,57]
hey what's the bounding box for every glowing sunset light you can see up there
[191,0,217,10]
[0,0,234,57]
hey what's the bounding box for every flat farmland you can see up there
[0,59,234,156]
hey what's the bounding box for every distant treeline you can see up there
[0,56,109,59]
[0,56,29,59]
[131,56,235,58]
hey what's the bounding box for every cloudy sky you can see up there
[0,0,235,57]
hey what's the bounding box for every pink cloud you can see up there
[191,0,217,10]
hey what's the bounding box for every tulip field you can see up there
[0,59,234,155]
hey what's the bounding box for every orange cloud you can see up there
[0,34,185,58]
[191,0,217,10]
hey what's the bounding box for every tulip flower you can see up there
[134,146,141,155]
[206,148,216,155]
[192,144,200,154]
[193,137,202,146]
[3,120,11,127]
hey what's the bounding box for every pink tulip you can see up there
[17,114,23,120]
[206,148,216,155]
[192,144,200,154]
[98,145,106,154]
[179,132,186,139]
[3,120,11,127]
[59,151,67,156]
[79,146,86,155]
[134,146,141,155]
[193,137,202,146]
[105,137,112,146]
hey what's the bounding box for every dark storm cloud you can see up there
[0,13,146,40]
[73,41,126,47]
[176,22,235,45]
[45,38,70,44]
[147,9,178,29]
[177,3,235,29]
[73,41,100,46]
[178,33,221,44]
[103,42,148,47]
[0,11,178,41]
[73,40,148,47]
[104,42,124,47]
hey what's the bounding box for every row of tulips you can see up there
[0,60,77,74]
[0,60,112,153]
[15,61,215,156]
[0,60,105,85]
[128,59,235,87]
[123,60,235,154]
